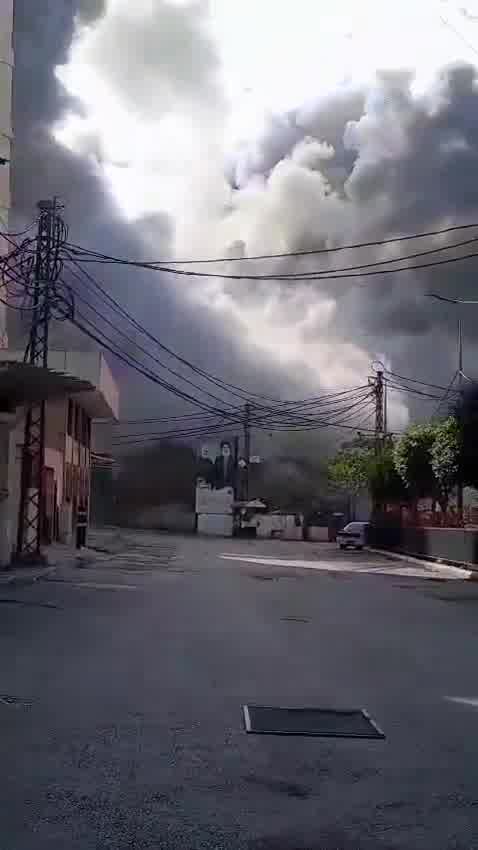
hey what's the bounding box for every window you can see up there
[67,400,73,436]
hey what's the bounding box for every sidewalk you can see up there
[0,539,105,587]
[0,564,56,587]
[367,546,475,579]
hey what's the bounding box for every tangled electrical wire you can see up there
[0,213,75,329]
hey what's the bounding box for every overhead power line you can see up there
[68,233,478,280]
[117,411,221,426]
[438,10,478,60]
[383,369,461,395]
[114,385,372,431]
[384,381,449,401]
[115,416,380,446]
[66,221,478,265]
[64,256,285,404]
[65,260,378,435]
[65,241,478,283]
[114,390,376,446]
[67,255,360,406]
[62,270,241,410]
[70,312,240,418]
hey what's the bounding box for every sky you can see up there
[56,0,478,222]
[11,0,478,440]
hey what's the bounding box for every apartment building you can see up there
[0,0,13,345]
[0,350,119,563]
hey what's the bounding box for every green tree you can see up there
[328,447,371,518]
[368,443,407,506]
[328,447,370,494]
[430,417,460,512]
[393,418,460,513]
[393,423,436,503]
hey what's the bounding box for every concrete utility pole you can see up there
[457,315,464,517]
[17,199,68,558]
[426,293,475,522]
[243,402,251,501]
[233,434,239,500]
[374,370,385,455]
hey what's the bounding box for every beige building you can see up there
[0,351,119,564]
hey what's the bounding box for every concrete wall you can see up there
[197,513,233,537]
[307,525,329,542]
[0,0,13,346]
[370,525,478,567]
[255,513,304,540]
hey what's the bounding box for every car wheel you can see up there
[339,544,346,550]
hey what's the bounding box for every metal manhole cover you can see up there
[243,705,385,739]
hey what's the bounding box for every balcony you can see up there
[0,350,119,420]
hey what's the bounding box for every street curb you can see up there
[366,547,474,578]
[0,565,57,587]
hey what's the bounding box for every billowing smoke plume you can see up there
[12,0,317,433]
[13,0,478,446]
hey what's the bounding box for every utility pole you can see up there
[426,294,471,524]
[243,402,251,501]
[17,199,67,558]
[374,370,385,455]
[457,315,464,518]
[233,434,239,500]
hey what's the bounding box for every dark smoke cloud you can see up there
[13,1,478,445]
[234,89,364,189]
[225,63,478,412]
[11,0,315,431]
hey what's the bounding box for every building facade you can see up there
[0,0,13,346]
[0,350,119,563]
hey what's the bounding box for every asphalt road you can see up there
[1,531,478,849]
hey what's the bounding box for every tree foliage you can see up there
[393,417,460,510]
[329,417,461,513]
[368,444,407,505]
[328,447,371,496]
[430,417,460,510]
[393,423,436,501]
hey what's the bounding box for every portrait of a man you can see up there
[213,440,235,490]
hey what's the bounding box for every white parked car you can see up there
[337,521,369,550]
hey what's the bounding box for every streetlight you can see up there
[425,293,478,305]
[425,293,478,519]
[424,292,478,380]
